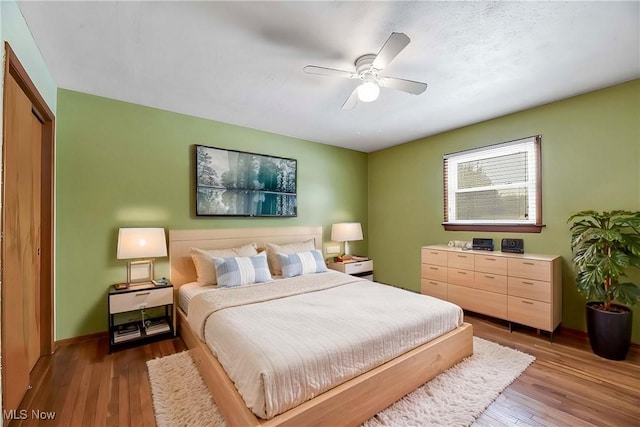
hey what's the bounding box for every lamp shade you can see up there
[117,228,167,259]
[331,222,363,242]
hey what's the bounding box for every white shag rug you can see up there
[146,337,534,427]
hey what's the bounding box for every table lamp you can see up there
[331,222,363,259]
[117,228,167,286]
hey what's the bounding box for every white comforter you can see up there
[188,270,463,419]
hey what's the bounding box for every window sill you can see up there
[442,223,545,233]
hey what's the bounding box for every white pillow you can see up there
[190,243,258,285]
[277,250,328,278]
[212,252,272,288]
[265,239,316,275]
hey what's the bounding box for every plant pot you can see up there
[586,302,633,360]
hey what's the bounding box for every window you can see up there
[443,135,543,233]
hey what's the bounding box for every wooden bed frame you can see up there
[169,227,473,427]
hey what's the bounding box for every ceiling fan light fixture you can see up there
[357,81,380,102]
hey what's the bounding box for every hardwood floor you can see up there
[470,316,640,426]
[8,336,186,427]
[7,315,639,426]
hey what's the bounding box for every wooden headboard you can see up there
[168,226,323,286]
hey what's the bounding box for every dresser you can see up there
[421,245,562,338]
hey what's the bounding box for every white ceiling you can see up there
[18,1,640,153]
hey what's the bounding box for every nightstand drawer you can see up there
[110,287,173,314]
[329,260,373,275]
[344,260,373,275]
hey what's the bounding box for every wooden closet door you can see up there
[26,110,43,371]
[2,68,42,410]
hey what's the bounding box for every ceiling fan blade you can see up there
[303,65,356,79]
[341,87,359,110]
[371,32,410,71]
[379,77,428,95]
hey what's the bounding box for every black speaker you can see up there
[472,238,494,251]
[501,238,524,254]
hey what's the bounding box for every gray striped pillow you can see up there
[277,250,328,278]
[212,252,272,288]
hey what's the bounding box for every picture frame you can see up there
[128,259,154,283]
[195,145,297,217]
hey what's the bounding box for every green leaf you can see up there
[611,282,640,307]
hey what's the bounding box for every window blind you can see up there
[443,135,542,228]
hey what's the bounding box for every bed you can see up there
[170,227,473,427]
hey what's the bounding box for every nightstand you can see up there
[327,259,373,280]
[108,282,175,353]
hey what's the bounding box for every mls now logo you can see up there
[4,409,56,420]
[3,410,28,420]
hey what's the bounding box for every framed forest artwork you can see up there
[195,145,297,217]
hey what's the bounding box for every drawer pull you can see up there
[523,262,535,265]
[429,267,439,270]
[522,281,534,285]
[430,251,439,255]
[484,258,496,261]
[458,271,467,275]
[135,292,151,296]
[521,300,534,305]
[429,281,438,286]
[457,255,467,258]
[353,263,362,267]
[485,275,495,279]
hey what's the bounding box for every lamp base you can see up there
[343,241,353,257]
[127,259,155,284]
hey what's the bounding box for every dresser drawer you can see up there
[508,258,550,281]
[110,287,173,314]
[474,272,507,294]
[421,248,448,266]
[448,252,474,270]
[422,264,448,282]
[448,268,474,287]
[448,284,507,319]
[421,279,448,300]
[475,254,508,275]
[508,277,550,302]
[508,296,551,330]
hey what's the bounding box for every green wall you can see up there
[57,81,640,342]
[56,89,368,340]
[368,80,640,343]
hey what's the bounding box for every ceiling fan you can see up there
[303,32,428,109]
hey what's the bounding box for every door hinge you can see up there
[37,248,41,256]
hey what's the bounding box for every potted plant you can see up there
[568,210,640,360]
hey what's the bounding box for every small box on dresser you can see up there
[421,245,562,339]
